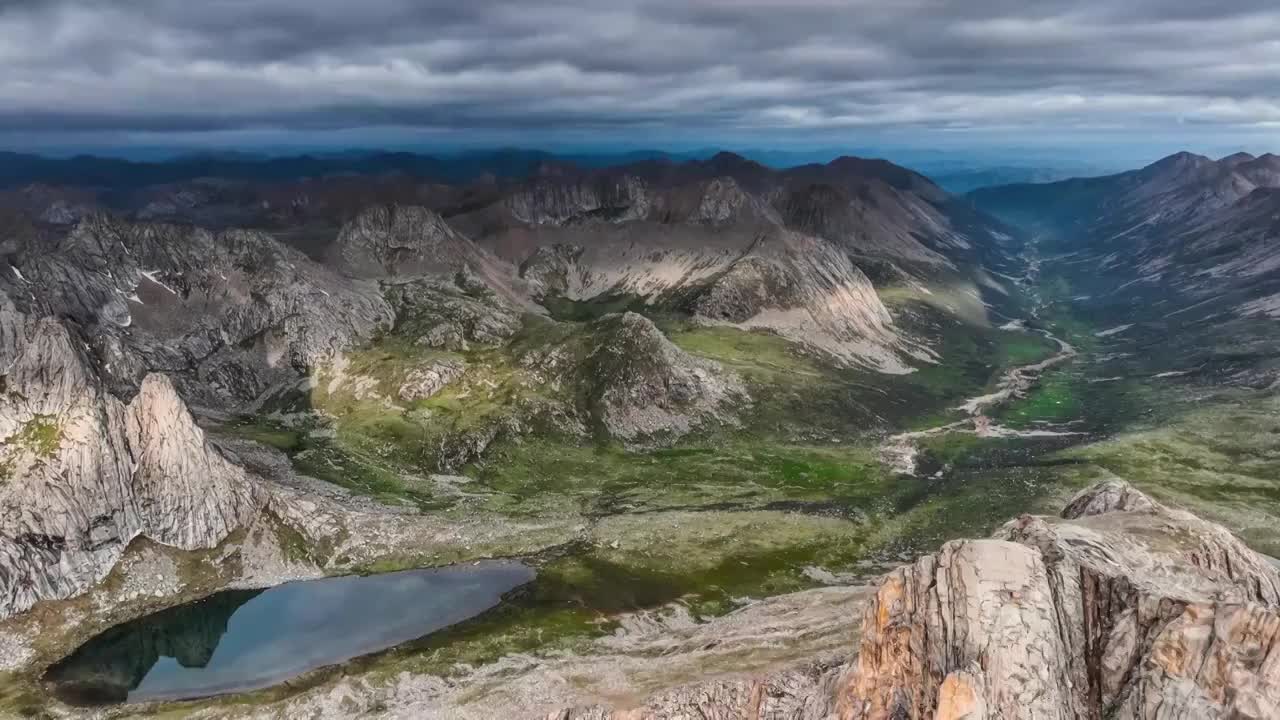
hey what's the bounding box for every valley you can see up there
[0,150,1276,718]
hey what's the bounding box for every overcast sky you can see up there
[1,0,1277,156]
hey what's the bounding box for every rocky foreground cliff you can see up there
[146,478,1280,720]
[538,478,1280,720]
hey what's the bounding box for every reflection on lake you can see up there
[46,561,535,705]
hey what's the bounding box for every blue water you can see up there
[46,561,535,704]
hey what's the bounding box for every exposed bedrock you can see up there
[0,308,260,618]
[552,480,1280,720]
[3,214,393,407]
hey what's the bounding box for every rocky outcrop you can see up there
[0,306,262,618]
[535,481,1280,720]
[332,204,484,278]
[688,231,911,373]
[774,182,953,268]
[384,277,523,352]
[837,480,1280,719]
[519,244,585,300]
[331,204,537,321]
[513,226,914,373]
[1059,477,1158,518]
[577,312,747,445]
[398,359,467,402]
[505,176,650,226]
[3,215,393,407]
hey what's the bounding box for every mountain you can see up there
[971,151,1280,386]
[970,151,1280,233]
[0,150,1029,623]
[11,147,1280,719]
[442,152,1025,371]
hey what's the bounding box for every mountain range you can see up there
[0,147,1277,719]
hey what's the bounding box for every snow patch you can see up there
[139,269,178,295]
[1239,293,1280,319]
[1095,324,1133,338]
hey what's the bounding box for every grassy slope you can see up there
[167,282,1086,707]
[105,261,1280,716]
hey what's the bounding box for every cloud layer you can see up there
[1,0,1278,140]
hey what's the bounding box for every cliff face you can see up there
[3,215,393,407]
[551,480,1280,720]
[465,155,1026,374]
[330,204,530,309]
[577,312,748,445]
[0,303,261,618]
[842,480,1280,720]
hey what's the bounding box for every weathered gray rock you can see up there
[837,480,1280,720]
[688,231,908,373]
[536,481,1280,720]
[1060,477,1159,518]
[331,205,535,315]
[398,359,467,402]
[840,540,1083,720]
[510,221,912,373]
[0,310,261,618]
[505,175,650,226]
[4,214,394,407]
[577,312,748,445]
[332,204,482,278]
[519,244,584,300]
[385,278,523,352]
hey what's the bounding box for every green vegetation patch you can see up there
[221,420,303,452]
[665,324,826,381]
[542,293,648,323]
[997,331,1059,366]
[2,415,63,459]
[1052,393,1280,554]
[999,369,1082,428]
[469,436,898,518]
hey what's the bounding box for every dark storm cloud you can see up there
[0,0,1277,136]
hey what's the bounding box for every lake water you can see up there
[46,561,535,705]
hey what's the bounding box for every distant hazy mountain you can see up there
[0,146,1119,197]
[971,151,1280,384]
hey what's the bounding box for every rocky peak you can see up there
[1234,153,1280,189]
[504,175,650,226]
[696,149,762,179]
[0,310,260,617]
[576,312,747,445]
[840,479,1280,719]
[826,155,936,195]
[1139,150,1216,185]
[1220,151,1257,167]
[331,204,475,278]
